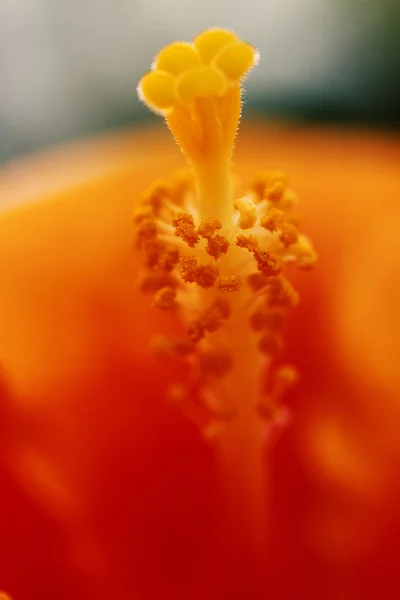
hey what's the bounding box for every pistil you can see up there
[136,27,316,557]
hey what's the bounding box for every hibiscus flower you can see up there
[0,28,399,600]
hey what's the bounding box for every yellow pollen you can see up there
[179,255,220,288]
[260,207,285,232]
[205,234,230,260]
[179,255,199,283]
[236,234,282,277]
[198,217,222,237]
[254,251,282,277]
[195,263,220,288]
[172,212,200,247]
[280,223,299,247]
[236,233,259,253]
[234,197,258,229]
[216,274,242,292]
[135,27,316,432]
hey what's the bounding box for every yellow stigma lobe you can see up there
[138,27,258,188]
[193,29,237,64]
[135,28,316,438]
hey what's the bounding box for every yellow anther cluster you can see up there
[134,162,314,430]
[171,213,230,259]
[135,29,316,434]
[138,29,258,115]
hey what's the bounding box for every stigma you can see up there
[135,28,316,438]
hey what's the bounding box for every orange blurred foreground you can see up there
[0,123,400,599]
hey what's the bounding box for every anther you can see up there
[135,219,158,247]
[234,197,258,229]
[172,212,200,247]
[259,207,285,232]
[254,250,282,277]
[205,234,230,260]
[258,332,281,355]
[151,335,195,357]
[157,248,180,271]
[179,256,199,283]
[237,234,282,277]
[187,320,205,342]
[199,350,233,379]
[249,308,285,332]
[189,297,231,340]
[133,204,155,225]
[139,272,178,294]
[266,276,299,308]
[153,286,177,309]
[179,256,220,288]
[279,223,299,247]
[216,274,242,292]
[247,272,271,292]
[198,217,222,237]
[196,264,220,288]
[236,233,259,253]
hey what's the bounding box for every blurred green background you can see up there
[1,0,399,162]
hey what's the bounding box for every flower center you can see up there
[136,28,316,439]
